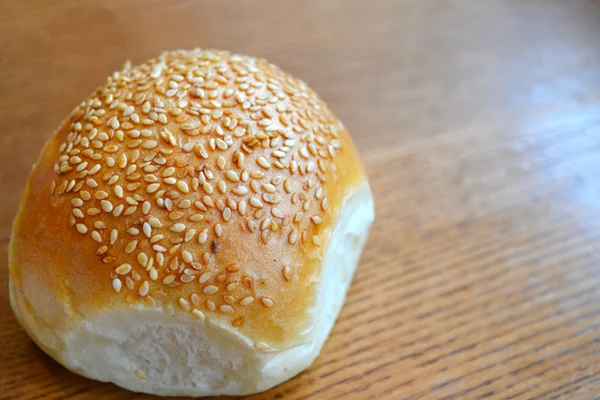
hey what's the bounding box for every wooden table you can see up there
[3,0,600,398]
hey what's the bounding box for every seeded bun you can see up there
[8,49,374,397]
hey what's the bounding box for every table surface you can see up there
[3,0,600,399]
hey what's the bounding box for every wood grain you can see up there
[3,0,600,398]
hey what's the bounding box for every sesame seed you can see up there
[179,298,191,311]
[165,304,175,316]
[139,281,149,296]
[169,211,184,220]
[240,296,254,306]
[178,199,192,208]
[72,208,84,218]
[257,157,271,169]
[192,309,205,320]
[134,369,147,380]
[182,250,193,264]
[76,223,88,234]
[289,229,299,244]
[263,183,276,193]
[146,183,160,193]
[185,229,196,242]
[153,244,167,252]
[86,207,95,216]
[143,222,152,237]
[116,264,131,274]
[117,153,127,168]
[98,253,113,268]
[97,245,108,254]
[226,170,240,182]
[130,269,141,282]
[218,181,227,193]
[156,252,165,267]
[199,272,211,283]
[217,156,226,170]
[198,229,208,244]
[142,140,158,149]
[86,178,98,188]
[255,342,269,350]
[185,213,202,224]
[176,181,189,193]
[303,200,310,211]
[203,285,219,295]
[125,240,138,254]
[283,266,292,281]
[124,279,134,294]
[238,200,248,215]
[315,187,323,199]
[138,253,148,267]
[261,218,271,230]
[182,121,201,131]
[112,279,122,293]
[249,198,263,208]
[215,224,223,237]
[107,229,117,245]
[108,175,119,185]
[100,200,113,212]
[170,223,186,232]
[113,185,124,198]
[216,138,228,150]
[180,274,195,283]
[220,305,234,314]
[127,182,140,191]
[121,161,135,175]
[233,186,248,195]
[224,295,235,304]
[91,231,102,242]
[294,212,304,223]
[207,300,216,311]
[222,207,232,221]
[261,297,275,308]
[148,216,162,228]
[122,205,134,216]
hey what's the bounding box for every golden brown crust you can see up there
[9,49,367,349]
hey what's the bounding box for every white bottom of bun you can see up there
[12,183,374,396]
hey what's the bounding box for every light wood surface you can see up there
[3,0,600,398]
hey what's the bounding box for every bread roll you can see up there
[9,49,374,397]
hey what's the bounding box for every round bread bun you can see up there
[9,49,374,397]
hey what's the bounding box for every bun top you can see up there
[10,49,367,350]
